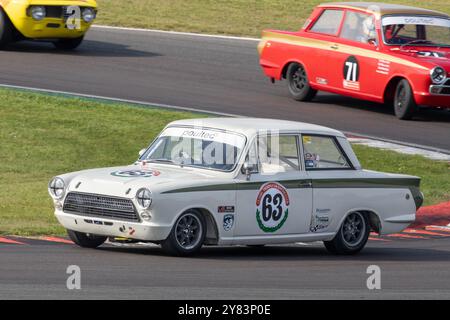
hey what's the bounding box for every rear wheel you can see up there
[53,36,84,50]
[394,79,417,120]
[0,9,13,49]
[324,212,369,255]
[161,210,206,256]
[67,229,107,248]
[286,63,317,101]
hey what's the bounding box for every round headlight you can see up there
[48,177,65,199]
[136,188,152,209]
[82,7,96,23]
[30,6,46,21]
[430,67,446,84]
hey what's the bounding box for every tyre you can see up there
[0,8,13,49]
[67,229,107,248]
[393,79,417,120]
[161,210,206,256]
[53,36,84,50]
[286,63,317,101]
[324,212,370,255]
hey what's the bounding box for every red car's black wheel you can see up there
[394,79,418,120]
[286,63,317,101]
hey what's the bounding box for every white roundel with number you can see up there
[256,182,290,233]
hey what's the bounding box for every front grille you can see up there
[63,192,139,222]
[445,79,450,87]
[442,87,450,95]
[45,6,63,18]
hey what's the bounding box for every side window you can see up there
[310,9,344,36]
[258,135,300,174]
[302,135,351,170]
[341,11,377,44]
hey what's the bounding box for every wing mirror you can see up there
[368,38,378,47]
[242,162,256,181]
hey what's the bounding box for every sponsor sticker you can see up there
[223,214,235,231]
[256,182,290,233]
[376,59,390,75]
[111,170,160,178]
[218,206,235,213]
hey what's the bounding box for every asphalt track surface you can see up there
[0,26,449,151]
[0,235,450,299]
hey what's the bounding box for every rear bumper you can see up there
[55,210,172,242]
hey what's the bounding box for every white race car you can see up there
[48,118,423,256]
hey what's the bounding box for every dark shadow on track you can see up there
[97,244,450,262]
[310,93,450,123]
[3,40,161,58]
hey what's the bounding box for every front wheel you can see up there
[161,210,206,256]
[53,36,84,50]
[0,9,13,49]
[323,212,370,255]
[67,229,107,248]
[286,63,317,101]
[393,79,417,120]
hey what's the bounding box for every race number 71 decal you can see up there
[256,182,290,233]
[343,56,360,91]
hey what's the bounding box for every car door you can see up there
[322,9,386,98]
[305,8,346,88]
[301,134,356,233]
[234,133,313,237]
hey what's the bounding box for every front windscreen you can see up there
[140,127,246,171]
[382,16,450,47]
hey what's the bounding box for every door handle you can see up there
[330,44,339,50]
[299,180,313,188]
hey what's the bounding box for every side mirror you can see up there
[138,148,146,158]
[368,38,378,47]
[242,162,256,181]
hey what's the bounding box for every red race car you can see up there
[258,2,450,120]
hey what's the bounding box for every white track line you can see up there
[92,25,260,42]
[0,83,240,117]
[1,83,449,160]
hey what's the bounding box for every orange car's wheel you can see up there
[53,36,84,50]
[286,63,317,101]
[0,9,12,48]
[394,79,418,120]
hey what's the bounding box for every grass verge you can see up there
[96,0,450,37]
[0,88,448,235]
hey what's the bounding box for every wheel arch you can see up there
[383,75,415,104]
[339,208,382,234]
[174,207,219,245]
[281,59,309,79]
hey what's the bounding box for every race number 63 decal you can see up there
[256,182,290,233]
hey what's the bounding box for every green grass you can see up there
[95,0,450,37]
[0,88,448,236]
[0,89,203,236]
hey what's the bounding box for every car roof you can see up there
[167,117,345,137]
[319,2,449,18]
